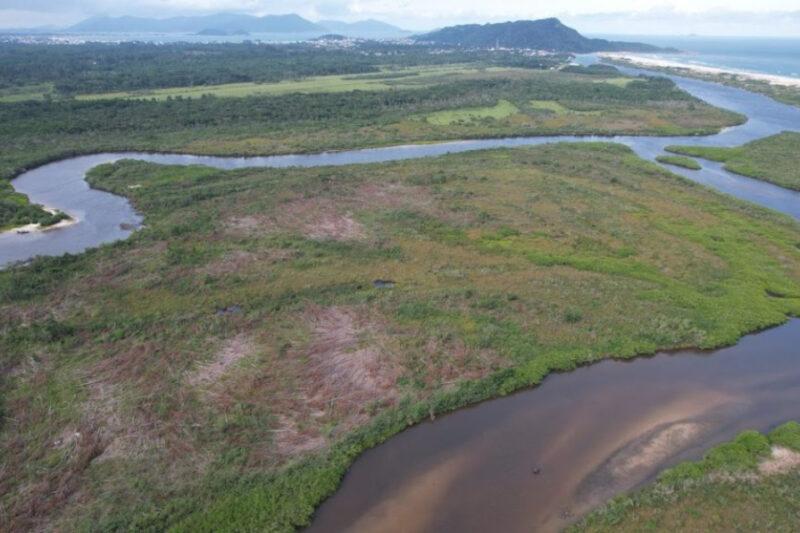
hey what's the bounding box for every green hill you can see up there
[416,18,665,53]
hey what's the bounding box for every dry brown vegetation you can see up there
[1,143,798,530]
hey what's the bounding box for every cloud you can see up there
[0,0,799,35]
[563,7,800,36]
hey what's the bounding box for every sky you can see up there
[1,0,799,36]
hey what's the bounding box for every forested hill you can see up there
[415,18,664,52]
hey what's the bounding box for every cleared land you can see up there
[656,154,702,170]
[425,99,519,125]
[73,65,528,101]
[668,132,800,191]
[576,422,800,532]
[2,143,798,531]
[0,68,744,231]
[0,83,55,103]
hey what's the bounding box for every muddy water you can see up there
[3,56,800,267]
[308,321,800,532]
[2,56,800,531]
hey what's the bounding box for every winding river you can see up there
[1,58,799,531]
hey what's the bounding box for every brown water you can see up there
[308,320,800,532]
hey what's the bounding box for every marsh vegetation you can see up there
[0,42,744,230]
[668,132,800,191]
[577,422,800,532]
[656,154,702,170]
[2,143,798,530]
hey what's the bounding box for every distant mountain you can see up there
[196,28,250,37]
[68,13,323,33]
[415,18,664,53]
[318,19,410,38]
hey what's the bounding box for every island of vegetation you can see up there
[576,422,800,532]
[667,132,800,191]
[656,154,702,170]
[0,41,743,231]
[2,141,798,530]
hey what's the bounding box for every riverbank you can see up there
[0,64,744,230]
[667,132,800,192]
[2,142,798,531]
[601,52,800,109]
[576,422,800,532]
[1,206,75,235]
[3,52,800,531]
[600,53,800,88]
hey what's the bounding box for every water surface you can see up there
[309,321,800,532]
[2,58,800,532]
[3,65,800,268]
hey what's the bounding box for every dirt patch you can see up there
[305,306,396,395]
[7,424,106,532]
[188,335,254,387]
[759,446,800,476]
[201,250,257,276]
[612,422,702,478]
[271,415,327,456]
[223,182,437,242]
[272,306,400,457]
[225,199,365,241]
[224,214,272,235]
[280,197,366,241]
[355,182,434,211]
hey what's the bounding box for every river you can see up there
[1,57,799,532]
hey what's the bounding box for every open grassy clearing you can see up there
[595,77,634,87]
[576,422,800,532]
[1,143,798,530]
[656,154,702,170]
[668,132,800,191]
[528,99,600,115]
[425,99,520,125]
[0,41,569,97]
[0,83,56,103]
[73,64,527,101]
[0,70,743,231]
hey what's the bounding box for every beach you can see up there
[600,52,800,88]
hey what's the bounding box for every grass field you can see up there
[528,99,601,115]
[0,83,55,103]
[529,99,571,114]
[73,65,528,101]
[667,132,800,191]
[425,99,519,125]
[0,68,744,231]
[1,143,798,531]
[656,154,702,170]
[596,77,634,87]
[576,422,800,532]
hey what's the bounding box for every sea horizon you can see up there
[591,34,800,79]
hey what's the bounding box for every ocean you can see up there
[592,35,800,79]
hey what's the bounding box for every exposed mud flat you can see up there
[307,320,800,532]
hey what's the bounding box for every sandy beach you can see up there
[600,52,800,88]
[2,207,77,236]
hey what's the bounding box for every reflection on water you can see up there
[2,56,799,531]
[308,321,800,532]
[2,59,800,268]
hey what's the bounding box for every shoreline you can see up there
[1,206,77,236]
[600,52,800,88]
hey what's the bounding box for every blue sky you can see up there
[1,0,799,36]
